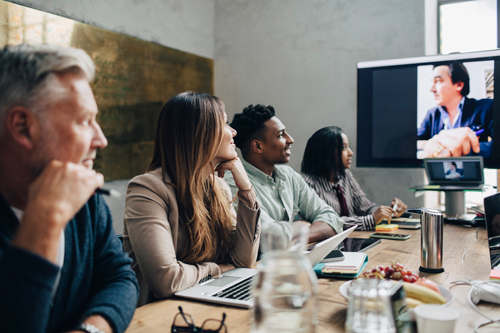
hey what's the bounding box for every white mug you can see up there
[414,304,460,333]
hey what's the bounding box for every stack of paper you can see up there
[384,217,420,223]
[314,252,368,278]
[375,224,399,232]
[490,269,500,281]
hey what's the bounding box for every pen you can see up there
[96,188,121,197]
[390,202,398,224]
[475,129,484,136]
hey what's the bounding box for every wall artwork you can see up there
[0,1,214,180]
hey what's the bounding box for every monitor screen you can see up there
[357,50,499,168]
[424,157,483,185]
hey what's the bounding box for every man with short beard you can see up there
[224,104,342,247]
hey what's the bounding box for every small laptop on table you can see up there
[410,156,484,191]
[174,226,357,308]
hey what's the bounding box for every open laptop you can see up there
[410,156,484,191]
[174,226,356,308]
[483,193,500,270]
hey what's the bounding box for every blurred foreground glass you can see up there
[251,224,318,333]
[345,278,396,333]
[171,306,227,333]
[414,304,459,333]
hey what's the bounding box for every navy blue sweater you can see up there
[0,193,139,333]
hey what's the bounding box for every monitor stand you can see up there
[444,191,466,215]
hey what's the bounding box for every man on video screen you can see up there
[417,61,493,159]
[444,161,463,179]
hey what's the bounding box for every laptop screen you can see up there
[424,157,484,185]
[483,193,500,270]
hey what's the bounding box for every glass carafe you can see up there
[251,225,318,333]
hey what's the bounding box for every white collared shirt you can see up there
[439,96,465,130]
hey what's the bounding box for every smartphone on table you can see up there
[369,233,411,241]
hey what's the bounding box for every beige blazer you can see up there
[123,168,260,306]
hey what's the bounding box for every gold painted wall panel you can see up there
[0,1,214,180]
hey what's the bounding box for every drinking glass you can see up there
[345,278,396,333]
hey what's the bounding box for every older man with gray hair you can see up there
[0,44,138,333]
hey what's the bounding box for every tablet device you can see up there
[369,233,411,241]
[342,237,381,252]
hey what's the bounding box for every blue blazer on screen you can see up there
[417,97,494,158]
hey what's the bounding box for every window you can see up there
[439,0,497,54]
[0,1,75,46]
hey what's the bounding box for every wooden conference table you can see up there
[125,225,499,333]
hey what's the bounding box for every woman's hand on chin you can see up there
[215,157,252,190]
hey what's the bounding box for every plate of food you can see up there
[339,263,455,308]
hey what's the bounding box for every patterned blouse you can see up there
[303,170,379,230]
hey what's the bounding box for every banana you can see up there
[402,282,446,304]
[405,297,425,309]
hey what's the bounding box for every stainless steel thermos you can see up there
[407,208,444,273]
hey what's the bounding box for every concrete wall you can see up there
[214,0,426,208]
[8,0,215,233]
[7,0,215,58]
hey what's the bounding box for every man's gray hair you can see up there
[0,44,95,128]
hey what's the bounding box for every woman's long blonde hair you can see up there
[148,92,234,263]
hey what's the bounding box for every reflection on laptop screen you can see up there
[425,157,484,185]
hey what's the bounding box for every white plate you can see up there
[339,280,455,306]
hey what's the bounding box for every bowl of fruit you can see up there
[339,263,454,308]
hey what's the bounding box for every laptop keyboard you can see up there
[212,276,252,300]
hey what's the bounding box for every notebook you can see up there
[483,193,500,270]
[410,156,484,191]
[314,252,368,279]
[379,218,421,229]
[174,226,356,308]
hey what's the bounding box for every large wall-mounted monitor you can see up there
[357,49,499,168]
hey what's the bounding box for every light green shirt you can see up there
[224,158,343,246]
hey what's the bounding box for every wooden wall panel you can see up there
[0,1,214,180]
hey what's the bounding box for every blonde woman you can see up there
[123,92,260,306]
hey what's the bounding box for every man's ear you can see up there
[251,139,264,154]
[455,81,464,93]
[6,107,37,149]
